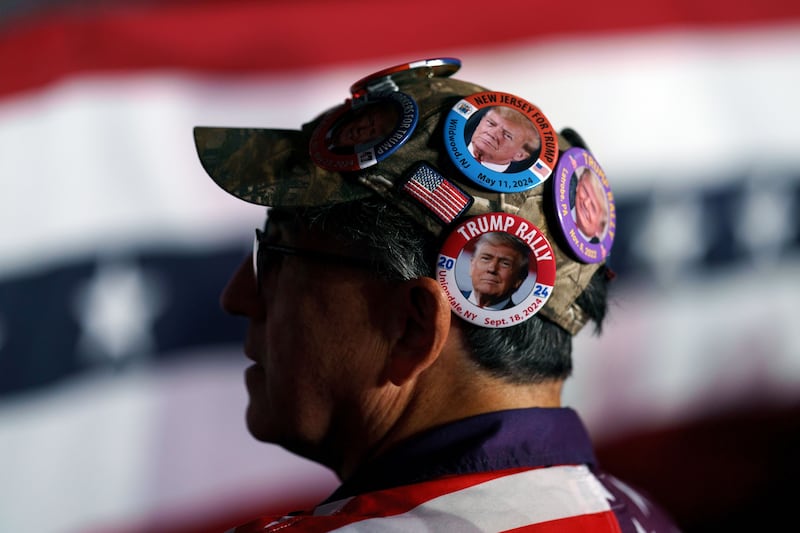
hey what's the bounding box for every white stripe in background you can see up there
[2,25,799,275]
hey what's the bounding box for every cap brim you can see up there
[193,126,373,208]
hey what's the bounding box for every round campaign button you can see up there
[309,91,418,172]
[350,57,461,97]
[443,91,558,193]
[436,213,556,328]
[552,147,616,263]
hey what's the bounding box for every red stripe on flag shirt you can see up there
[230,465,623,532]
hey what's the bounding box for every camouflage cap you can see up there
[194,61,611,335]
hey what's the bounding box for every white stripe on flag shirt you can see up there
[234,465,622,532]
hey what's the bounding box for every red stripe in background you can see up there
[1,0,799,98]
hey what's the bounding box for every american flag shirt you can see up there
[230,408,680,532]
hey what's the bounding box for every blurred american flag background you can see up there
[1,1,799,531]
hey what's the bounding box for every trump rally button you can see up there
[444,91,558,193]
[552,147,616,263]
[309,91,418,172]
[436,212,556,328]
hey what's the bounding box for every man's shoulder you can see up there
[232,465,666,532]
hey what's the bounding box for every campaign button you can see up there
[552,147,616,263]
[309,91,418,172]
[350,57,461,97]
[436,213,556,328]
[443,91,558,193]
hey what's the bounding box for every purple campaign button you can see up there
[552,147,616,263]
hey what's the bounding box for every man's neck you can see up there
[346,334,563,480]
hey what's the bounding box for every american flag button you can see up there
[399,162,473,225]
[443,91,558,193]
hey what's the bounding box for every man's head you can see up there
[193,59,614,475]
[469,106,540,166]
[468,232,530,308]
[575,167,608,241]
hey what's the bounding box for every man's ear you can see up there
[384,277,451,386]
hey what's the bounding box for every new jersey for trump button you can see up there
[444,91,558,193]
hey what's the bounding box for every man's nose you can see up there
[220,255,264,319]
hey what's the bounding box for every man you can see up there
[572,167,609,243]
[194,60,679,532]
[468,105,540,172]
[464,231,530,309]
